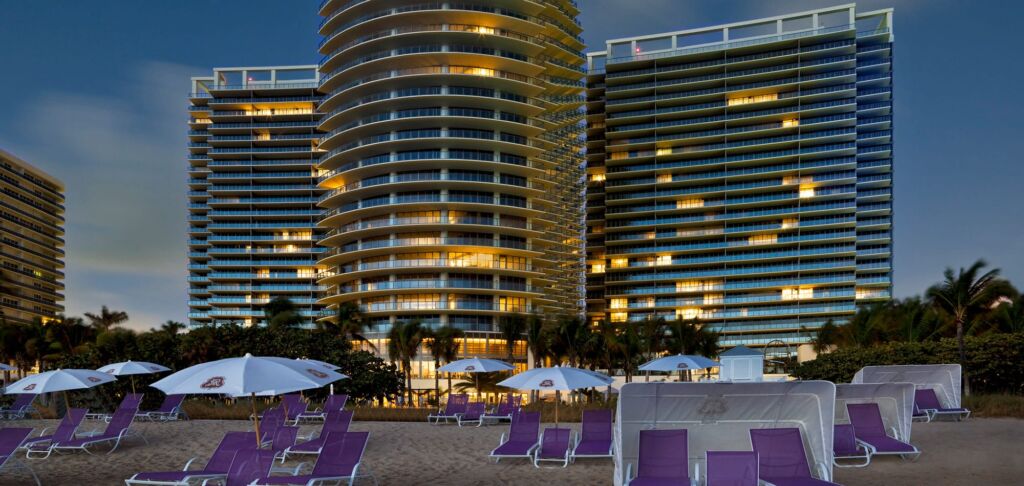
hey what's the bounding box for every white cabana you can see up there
[852,364,962,409]
[614,381,835,486]
[835,383,915,442]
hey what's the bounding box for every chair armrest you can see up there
[625,463,634,485]
[815,461,830,481]
[694,462,700,485]
[182,456,202,471]
[497,432,507,447]
[37,427,52,437]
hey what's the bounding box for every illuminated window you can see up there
[638,297,655,308]
[677,198,704,209]
[676,280,702,292]
[610,312,628,322]
[748,234,778,246]
[643,231,656,240]
[609,152,628,160]
[704,293,723,304]
[499,296,526,312]
[610,298,627,309]
[656,148,673,156]
[591,263,606,274]
[676,307,701,320]
[450,66,495,77]
[727,93,778,106]
[657,174,673,183]
[656,255,672,266]
[781,218,799,229]
[469,26,495,34]
[610,258,629,268]
[590,172,606,182]
[782,119,800,127]
[781,287,814,300]
[799,186,815,198]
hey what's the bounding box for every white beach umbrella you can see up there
[4,369,116,410]
[639,354,720,372]
[300,359,341,371]
[98,360,171,393]
[438,358,514,373]
[150,353,346,447]
[497,366,612,424]
[0,364,16,371]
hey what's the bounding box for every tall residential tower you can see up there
[585,5,894,355]
[187,67,327,328]
[0,149,65,325]
[314,0,585,368]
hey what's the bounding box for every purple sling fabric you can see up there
[750,428,837,486]
[24,408,86,447]
[0,428,33,459]
[574,409,612,456]
[847,403,916,453]
[152,394,185,414]
[1,395,35,416]
[462,402,486,420]
[832,424,861,457]
[224,448,276,486]
[323,394,347,412]
[493,411,540,456]
[444,394,469,415]
[290,410,354,453]
[706,451,758,486]
[270,426,298,455]
[58,406,135,447]
[537,427,571,459]
[256,432,369,485]
[119,393,144,410]
[131,431,256,482]
[915,388,967,413]
[630,429,690,486]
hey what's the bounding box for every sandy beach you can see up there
[3,417,1022,485]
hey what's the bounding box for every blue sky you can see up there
[1,0,1021,330]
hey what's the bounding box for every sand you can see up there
[3,417,1022,485]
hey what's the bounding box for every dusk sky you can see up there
[1,0,1021,331]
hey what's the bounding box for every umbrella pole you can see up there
[554,390,560,426]
[250,392,262,449]
[131,376,136,394]
[64,391,71,414]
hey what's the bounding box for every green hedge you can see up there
[792,332,1024,394]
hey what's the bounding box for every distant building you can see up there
[0,149,65,325]
[186,66,327,328]
[584,4,894,355]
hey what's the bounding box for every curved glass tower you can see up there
[315,0,585,362]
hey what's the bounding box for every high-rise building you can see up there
[584,5,894,355]
[187,67,327,328]
[314,0,585,368]
[0,149,65,325]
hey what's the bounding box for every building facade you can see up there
[0,149,65,325]
[314,0,585,374]
[584,5,894,354]
[187,67,327,328]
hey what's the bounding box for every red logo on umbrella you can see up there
[539,379,554,387]
[465,365,476,371]
[23,384,36,391]
[307,368,328,379]
[201,376,225,389]
[87,377,102,382]
[149,366,161,371]
[676,363,690,369]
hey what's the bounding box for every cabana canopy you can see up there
[614,381,835,486]
[852,364,962,408]
[835,383,915,442]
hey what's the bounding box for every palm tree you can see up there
[551,314,588,367]
[84,306,129,332]
[927,260,1016,395]
[263,297,303,329]
[992,296,1024,333]
[525,313,548,368]
[636,317,666,362]
[453,372,505,397]
[387,320,426,406]
[426,326,465,401]
[333,302,376,351]
[44,315,93,359]
[158,320,185,338]
[497,315,526,363]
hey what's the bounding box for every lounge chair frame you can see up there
[532,428,573,468]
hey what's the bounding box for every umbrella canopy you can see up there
[498,366,612,391]
[98,360,170,376]
[150,353,346,397]
[438,358,514,373]
[300,359,341,371]
[639,354,720,372]
[4,369,116,395]
[0,364,16,371]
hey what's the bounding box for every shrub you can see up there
[792,332,1024,394]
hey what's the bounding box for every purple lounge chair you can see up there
[847,403,920,460]
[915,388,970,421]
[489,411,540,462]
[571,409,613,460]
[138,395,188,422]
[88,393,144,421]
[125,431,257,485]
[280,410,354,461]
[427,393,468,424]
[625,429,695,486]
[252,431,373,486]
[53,405,147,454]
[912,401,932,423]
[295,394,348,423]
[0,395,36,419]
[457,402,487,427]
[533,427,573,468]
[23,407,87,459]
[259,407,286,446]
[749,428,838,486]
[832,424,870,467]
[203,448,276,486]
[481,394,521,425]
[0,428,39,485]
[281,394,309,426]
[706,451,758,486]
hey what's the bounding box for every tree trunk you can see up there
[956,318,971,396]
[433,358,440,405]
